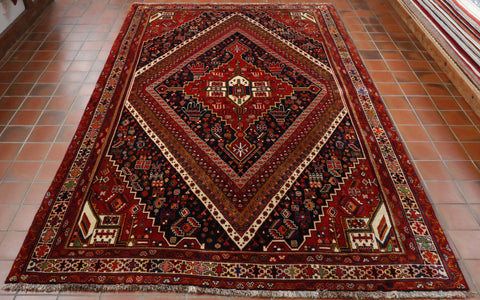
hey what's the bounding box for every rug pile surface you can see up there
[5,4,469,298]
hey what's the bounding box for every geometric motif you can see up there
[5,5,469,297]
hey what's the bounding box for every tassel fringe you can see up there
[3,283,472,299]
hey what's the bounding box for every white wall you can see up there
[0,0,26,34]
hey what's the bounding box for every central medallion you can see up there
[227,75,252,106]
[183,41,294,161]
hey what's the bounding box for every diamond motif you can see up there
[134,14,343,248]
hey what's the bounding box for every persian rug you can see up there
[5,4,469,298]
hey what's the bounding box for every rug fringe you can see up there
[3,282,472,298]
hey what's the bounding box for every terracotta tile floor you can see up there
[0,0,479,299]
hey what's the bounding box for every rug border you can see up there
[3,3,470,297]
